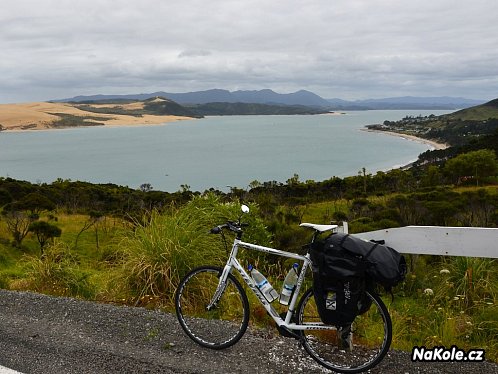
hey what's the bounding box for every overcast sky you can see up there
[1,0,497,103]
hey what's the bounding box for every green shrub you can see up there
[23,241,96,299]
[0,273,9,289]
[118,194,271,305]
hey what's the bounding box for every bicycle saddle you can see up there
[299,223,338,233]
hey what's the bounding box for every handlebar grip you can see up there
[210,226,222,234]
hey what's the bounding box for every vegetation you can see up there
[69,97,329,117]
[72,97,203,119]
[48,113,108,127]
[1,99,498,360]
[367,98,498,147]
[185,102,329,116]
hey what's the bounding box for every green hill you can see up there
[72,97,203,118]
[367,97,498,146]
[447,98,498,121]
[72,97,328,117]
[185,102,328,116]
[142,97,203,118]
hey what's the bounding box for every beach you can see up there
[361,128,448,150]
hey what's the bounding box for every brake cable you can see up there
[220,228,229,255]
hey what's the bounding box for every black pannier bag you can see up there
[329,233,407,290]
[312,274,370,327]
[310,233,406,326]
[310,237,370,327]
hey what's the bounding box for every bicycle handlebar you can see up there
[210,221,249,235]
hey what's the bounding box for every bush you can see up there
[118,194,271,305]
[23,241,96,299]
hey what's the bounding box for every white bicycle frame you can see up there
[212,237,336,332]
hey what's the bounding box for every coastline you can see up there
[361,128,449,150]
[0,114,194,132]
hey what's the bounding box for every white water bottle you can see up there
[279,263,299,305]
[249,265,278,303]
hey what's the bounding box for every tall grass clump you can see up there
[398,256,498,361]
[118,193,271,306]
[22,241,97,299]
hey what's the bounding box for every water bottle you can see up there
[279,263,299,305]
[248,265,278,303]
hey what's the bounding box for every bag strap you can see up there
[339,234,349,246]
[364,242,379,260]
[339,234,378,261]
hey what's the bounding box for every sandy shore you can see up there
[362,128,448,150]
[0,101,193,131]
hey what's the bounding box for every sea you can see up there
[0,110,452,192]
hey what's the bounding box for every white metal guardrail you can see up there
[350,226,498,259]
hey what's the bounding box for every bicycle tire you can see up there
[175,266,250,349]
[296,288,392,373]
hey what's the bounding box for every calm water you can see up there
[0,110,451,192]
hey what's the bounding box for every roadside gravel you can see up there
[0,290,496,373]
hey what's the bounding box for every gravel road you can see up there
[0,289,496,374]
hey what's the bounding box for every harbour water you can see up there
[0,110,451,192]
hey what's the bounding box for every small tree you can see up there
[2,209,39,248]
[140,183,153,192]
[28,221,62,254]
[2,193,56,248]
[444,149,497,185]
[12,193,56,215]
[74,210,103,249]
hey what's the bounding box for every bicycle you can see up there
[175,205,392,373]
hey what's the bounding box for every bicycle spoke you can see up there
[175,266,249,349]
[297,289,392,373]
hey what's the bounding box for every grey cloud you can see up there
[178,50,212,58]
[1,0,497,103]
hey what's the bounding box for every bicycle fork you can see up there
[206,265,232,310]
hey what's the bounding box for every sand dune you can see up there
[0,101,191,131]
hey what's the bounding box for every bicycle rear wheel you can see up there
[296,288,392,373]
[175,266,249,349]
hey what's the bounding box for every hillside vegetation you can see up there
[72,97,203,118]
[367,97,498,146]
[185,102,328,116]
[448,98,498,121]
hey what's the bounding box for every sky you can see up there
[1,0,498,103]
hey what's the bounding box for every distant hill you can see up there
[72,97,202,118]
[446,98,498,120]
[54,90,485,110]
[56,89,332,107]
[327,96,485,110]
[185,102,328,116]
[169,89,332,107]
[72,97,328,116]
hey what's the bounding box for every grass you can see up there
[300,199,350,224]
[0,191,497,362]
[449,105,498,121]
[386,256,498,361]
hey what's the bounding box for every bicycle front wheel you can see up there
[296,288,392,373]
[175,266,249,349]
